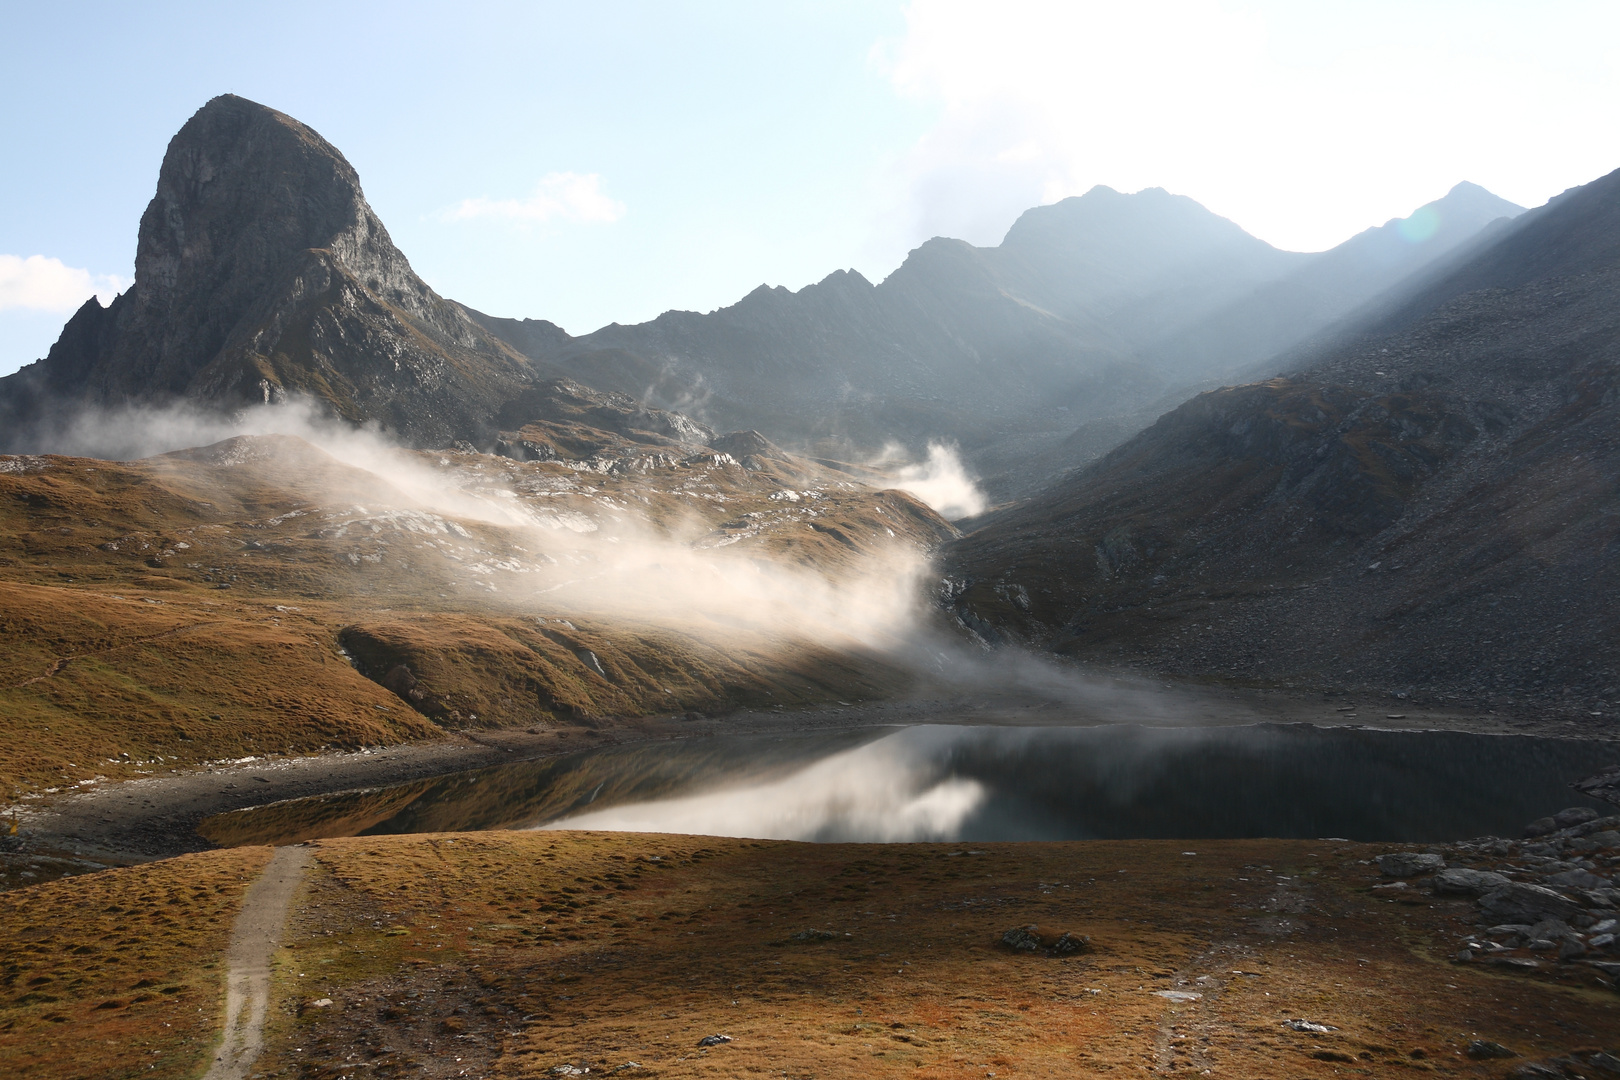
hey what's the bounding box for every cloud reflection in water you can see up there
[540,727,986,842]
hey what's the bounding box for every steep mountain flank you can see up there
[1143,182,1525,383]
[482,185,1519,493]
[0,94,544,450]
[946,167,1620,717]
[480,187,1310,460]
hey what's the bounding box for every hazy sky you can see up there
[3,0,1618,377]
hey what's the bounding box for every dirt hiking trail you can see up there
[203,845,310,1080]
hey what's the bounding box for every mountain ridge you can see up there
[944,163,1619,716]
[0,94,1525,499]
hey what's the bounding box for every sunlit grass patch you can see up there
[0,846,272,1079]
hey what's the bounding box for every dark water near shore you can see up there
[199,724,1618,847]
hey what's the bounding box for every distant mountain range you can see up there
[480,180,1523,487]
[1,92,1614,719]
[0,95,1522,497]
[946,164,1620,716]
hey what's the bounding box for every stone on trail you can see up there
[1376,852,1445,877]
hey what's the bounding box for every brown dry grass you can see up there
[0,580,440,796]
[0,845,272,1079]
[15,833,1607,1080]
[0,441,949,798]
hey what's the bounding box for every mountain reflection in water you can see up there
[199,724,1618,847]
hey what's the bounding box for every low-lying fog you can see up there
[9,397,1181,714]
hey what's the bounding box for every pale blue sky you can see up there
[4,1,1618,376]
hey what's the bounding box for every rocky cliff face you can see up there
[0,94,541,450]
[945,167,1620,717]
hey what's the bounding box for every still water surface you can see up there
[201,724,1618,847]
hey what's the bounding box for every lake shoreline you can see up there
[7,676,1616,885]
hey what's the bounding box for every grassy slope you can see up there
[0,846,272,1079]
[3,833,1616,1079]
[0,441,951,798]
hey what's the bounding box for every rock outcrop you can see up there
[0,94,543,450]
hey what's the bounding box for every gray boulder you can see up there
[1467,1040,1517,1060]
[1573,830,1620,851]
[1554,807,1601,829]
[1527,918,1576,941]
[1479,883,1582,924]
[1434,868,1511,896]
[1377,852,1445,878]
[1545,868,1611,890]
[1523,817,1558,838]
[1571,815,1620,837]
[1002,925,1043,952]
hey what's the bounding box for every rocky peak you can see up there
[134,94,433,352]
[0,94,545,450]
[999,184,1279,266]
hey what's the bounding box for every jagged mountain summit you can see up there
[3,93,1521,497]
[945,165,1620,717]
[478,186,1310,457]
[479,182,1522,487]
[0,94,543,450]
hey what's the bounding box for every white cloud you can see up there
[883,441,987,520]
[0,254,127,312]
[444,171,627,226]
[875,0,1620,255]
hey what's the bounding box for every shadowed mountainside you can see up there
[945,167,1620,719]
[480,184,1520,479]
[1144,182,1525,384]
